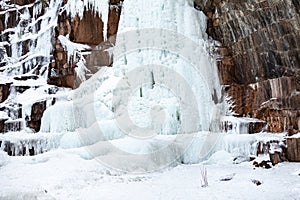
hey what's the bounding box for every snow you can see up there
[0,150,9,167]
[0,111,9,119]
[40,101,76,133]
[58,35,91,62]
[0,75,12,84]
[0,149,299,199]
[204,150,233,165]
[287,133,300,138]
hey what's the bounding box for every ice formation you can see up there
[0,131,63,156]
[0,0,285,172]
[41,0,223,133]
[38,0,227,171]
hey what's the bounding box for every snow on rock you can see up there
[58,35,91,62]
[1,0,63,77]
[220,134,258,158]
[219,173,236,181]
[287,133,300,138]
[0,75,12,84]
[58,35,91,80]
[42,0,224,135]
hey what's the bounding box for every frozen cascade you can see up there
[40,0,283,170]
[0,0,276,171]
[41,0,223,133]
[40,0,228,171]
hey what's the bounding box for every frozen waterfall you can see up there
[39,0,226,172]
[0,0,275,173]
[41,0,223,134]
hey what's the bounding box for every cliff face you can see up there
[53,0,300,134]
[0,0,299,134]
[197,0,300,133]
[49,0,123,88]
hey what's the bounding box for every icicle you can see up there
[64,0,109,39]
[4,11,9,29]
[33,1,42,19]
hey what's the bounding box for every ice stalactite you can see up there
[64,0,109,39]
[0,132,63,156]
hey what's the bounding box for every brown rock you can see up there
[206,0,300,134]
[0,83,12,103]
[269,151,281,165]
[107,0,123,42]
[27,101,47,132]
[213,19,220,27]
[56,52,65,61]
[0,119,8,133]
[13,0,35,6]
[71,10,104,45]
[248,121,266,134]
[286,137,300,162]
[253,160,272,169]
[251,179,262,186]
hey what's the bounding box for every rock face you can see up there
[27,101,47,132]
[0,83,12,103]
[200,0,300,133]
[49,0,123,88]
[286,137,300,161]
[10,0,36,6]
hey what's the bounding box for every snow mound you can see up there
[0,150,9,167]
[205,150,233,165]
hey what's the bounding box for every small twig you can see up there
[200,166,208,187]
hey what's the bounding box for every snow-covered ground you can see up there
[1,148,299,200]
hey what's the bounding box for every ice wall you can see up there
[41,0,223,135]
[39,0,227,171]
